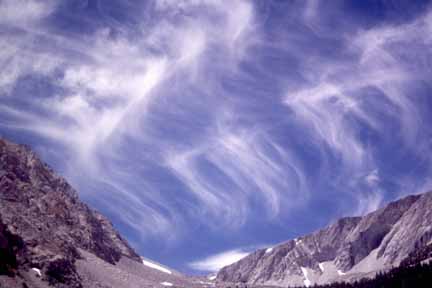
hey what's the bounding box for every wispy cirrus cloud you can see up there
[282,8,432,215]
[0,0,261,240]
[1,0,432,272]
[165,113,309,229]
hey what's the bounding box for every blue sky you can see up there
[1,0,432,274]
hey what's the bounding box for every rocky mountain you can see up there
[217,191,432,287]
[0,138,215,288]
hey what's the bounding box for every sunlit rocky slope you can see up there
[217,190,432,287]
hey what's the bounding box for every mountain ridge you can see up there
[217,191,432,287]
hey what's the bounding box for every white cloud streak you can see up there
[189,249,250,272]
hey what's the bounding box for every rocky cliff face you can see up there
[217,192,432,287]
[0,138,221,288]
[0,138,140,287]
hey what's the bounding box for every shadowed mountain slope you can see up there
[0,138,214,288]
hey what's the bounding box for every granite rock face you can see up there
[217,192,432,287]
[0,138,140,287]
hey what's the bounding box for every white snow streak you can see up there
[300,267,311,287]
[142,259,172,274]
[337,270,346,276]
[31,267,41,277]
[161,282,173,286]
[319,263,324,272]
[265,247,273,253]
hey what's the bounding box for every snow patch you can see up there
[265,247,273,253]
[208,275,216,280]
[142,259,172,274]
[318,263,324,272]
[295,238,302,245]
[31,267,41,277]
[300,267,311,287]
[161,281,173,286]
[337,270,346,276]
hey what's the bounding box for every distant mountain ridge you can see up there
[217,190,432,287]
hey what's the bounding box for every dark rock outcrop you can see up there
[0,215,26,277]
